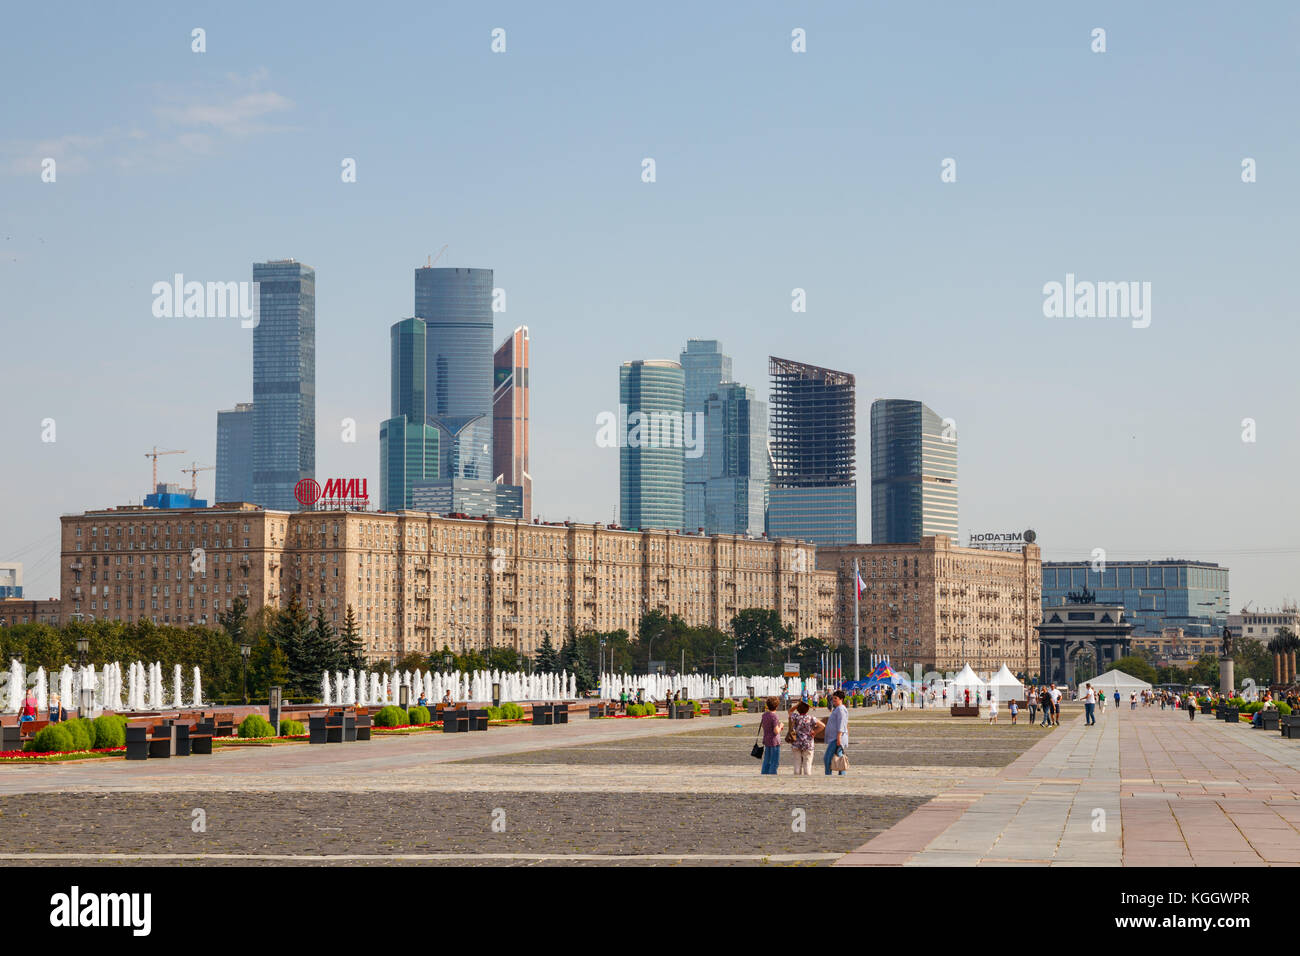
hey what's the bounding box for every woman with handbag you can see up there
[823,690,849,775]
[788,700,823,775]
[758,697,783,774]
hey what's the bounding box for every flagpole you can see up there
[853,558,861,681]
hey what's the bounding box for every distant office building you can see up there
[380,318,440,511]
[766,356,857,545]
[1042,559,1229,637]
[870,399,958,543]
[143,483,207,510]
[704,383,768,536]
[493,326,531,520]
[0,563,21,600]
[619,360,685,530]
[252,260,315,510]
[411,478,521,519]
[680,340,732,530]
[1227,606,1300,645]
[215,403,255,503]
[414,267,494,482]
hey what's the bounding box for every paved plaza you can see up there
[0,702,1295,865]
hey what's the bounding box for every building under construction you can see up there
[766,356,857,545]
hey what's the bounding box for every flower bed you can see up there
[0,746,127,763]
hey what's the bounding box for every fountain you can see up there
[192,665,202,707]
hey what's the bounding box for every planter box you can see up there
[1225,707,1240,724]
[1216,707,1228,721]
[1256,711,1280,731]
[949,706,980,717]
[1280,715,1300,739]
[744,700,763,714]
[710,702,733,716]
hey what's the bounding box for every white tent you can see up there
[987,664,1025,702]
[1086,668,1152,694]
[951,663,985,704]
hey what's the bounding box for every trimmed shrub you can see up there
[238,714,275,738]
[408,705,431,725]
[25,723,75,754]
[92,714,128,749]
[63,718,95,752]
[1278,701,1292,716]
[372,705,408,728]
[278,718,305,736]
[486,706,504,720]
[501,702,524,720]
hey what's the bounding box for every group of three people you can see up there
[758,690,848,776]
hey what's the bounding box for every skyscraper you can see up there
[493,326,531,519]
[380,318,440,511]
[766,356,857,545]
[870,399,958,543]
[680,340,732,530]
[414,267,494,482]
[704,383,768,536]
[252,260,315,510]
[215,402,255,503]
[619,360,685,530]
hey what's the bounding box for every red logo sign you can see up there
[294,478,321,507]
[294,477,368,510]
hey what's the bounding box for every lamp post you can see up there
[240,641,250,705]
[75,635,90,667]
[443,650,453,671]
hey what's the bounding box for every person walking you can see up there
[1130,692,1137,711]
[1114,690,1121,710]
[1049,683,1062,726]
[788,700,823,775]
[823,690,849,775]
[1083,683,1096,726]
[1009,698,1018,725]
[759,697,783,775]
[1028,687,1038,725]
[988,695,999,725]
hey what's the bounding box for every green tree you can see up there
[218,597,249,647]
[1111,654,1158,686]
[395,651,427,674]
[338,604,365,669]
[730,608,792,673]
[269,597,314,697]
[535,633,560,673]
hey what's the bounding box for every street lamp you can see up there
[239,641,250,705]
[75,635,90,667]
[443,650,453,670]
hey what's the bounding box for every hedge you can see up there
[63,718,95,752]
[408,705,431,725]
[92,714,128,749]
[238,714,275,738]
[24,723,75,753]
[278,718,305,736]
[373,705,408,728]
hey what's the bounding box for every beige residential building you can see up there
[817,536,1043,678]
[60,504,836,661]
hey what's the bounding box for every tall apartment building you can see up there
[619,359,686,531]
[380,318,441,511]
[767,356,857,546]
[251,260,315,510]
[493,326,531,519]
[1042,559,1228,637]
[1227,606,1300,645]
[818,536,1042,678]
[680,340,732,530]
[215,403,254,503]
[704,383,768,536]
[59,504,834,662]
[870,399,958,543]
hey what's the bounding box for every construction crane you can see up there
[181,461,215,496]
[426,244,448,268]
[145,446,186,488]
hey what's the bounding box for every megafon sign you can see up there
[967,529,1037,552]
[294,478,369,511]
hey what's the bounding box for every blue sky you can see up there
[2,1,1298,608]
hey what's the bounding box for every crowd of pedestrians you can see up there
[757,690,850,776]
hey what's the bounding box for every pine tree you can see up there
[305,608,341,688]
[339,604,365,670]
[536,633,560,673]
[270,596,314,697]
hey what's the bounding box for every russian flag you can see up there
[855,569,866,600]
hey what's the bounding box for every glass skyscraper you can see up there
[704,383,768,536]
[252,260,315,510]
[870,399,958,543]
[215,402,254,503]
[619,359,685,530]
[380,318,440,511]
[414,267,494,482]
[680,340,732,530]
[1042,560,1229,637]
[766,356,857,545]
[493,326,531,519]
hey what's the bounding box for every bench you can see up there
[126,722,176,760]
[949,706,981,717]
[587,703,616,719]
[1254,710,1279,731]
[1224,706,1240,724]
[2,719,51,752]
[1281,715,1300,739]
[709,701,733,716]
[307,707,372,743]
[668,702,696,719]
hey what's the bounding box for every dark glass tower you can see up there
[766,356,857,545]
[414,267,494,481]
[704,383,768,535]
[680,340,731,530]
[619,360,685,530]
[252,260,315,510]
[380,318,440,511]
[870,399,958,543]
[215,402,254,503]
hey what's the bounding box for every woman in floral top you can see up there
[788,700,825,776]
